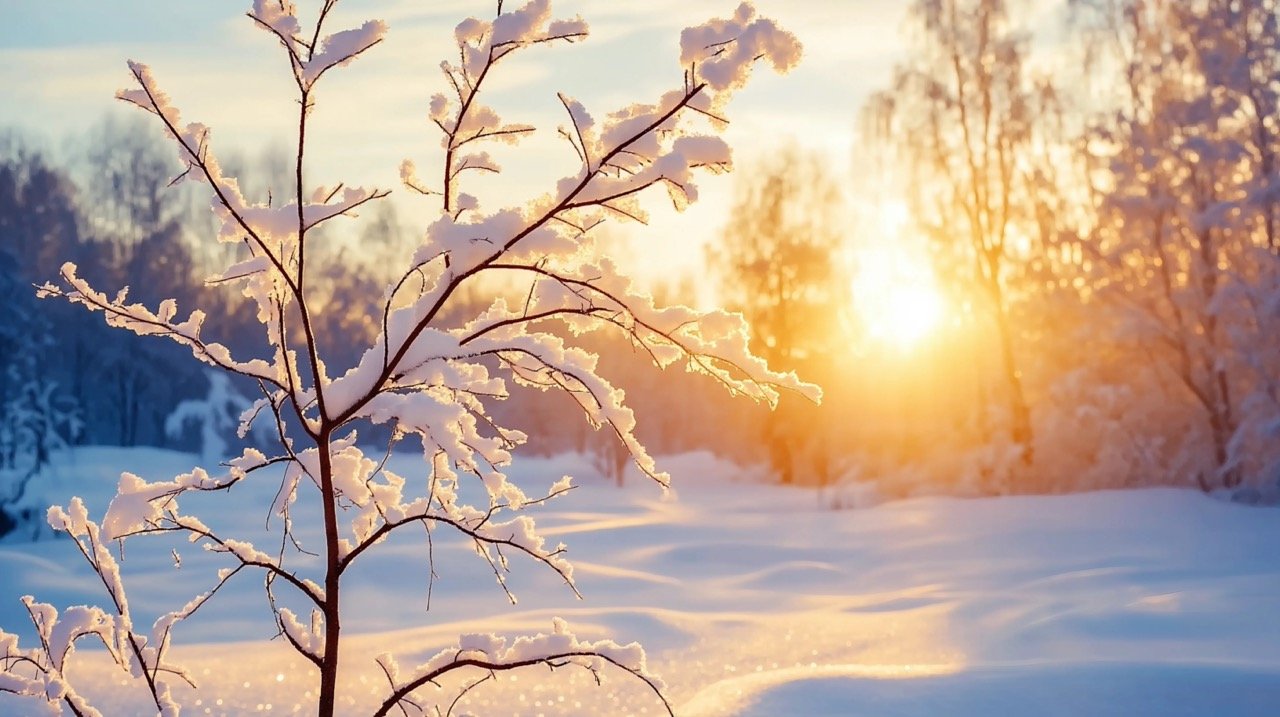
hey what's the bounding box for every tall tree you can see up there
[870,0,1038,473]
[1072,0,1280,490]
[709,147,847,484]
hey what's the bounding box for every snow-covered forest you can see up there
[2,0,1280,715]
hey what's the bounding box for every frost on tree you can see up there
[0,375,81,542]
[165,370,271,464]
[0,1,812,715]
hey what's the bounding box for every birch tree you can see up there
[870,0,1038,473]
[1073,0,1280,490]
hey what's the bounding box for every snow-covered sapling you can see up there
[165,370,271,464]
[1,1,813,715]
[0,378,80,541]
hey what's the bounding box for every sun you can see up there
[854,252,946,349]
[852,202,947,349]
[857,278,947,350]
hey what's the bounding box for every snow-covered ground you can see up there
[3,447,1279,715]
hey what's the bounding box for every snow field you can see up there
[2,447,1279,715]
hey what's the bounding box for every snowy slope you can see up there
[2,448,1279,715]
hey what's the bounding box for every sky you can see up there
[0,0,908,286]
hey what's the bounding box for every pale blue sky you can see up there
[0,1,908,282]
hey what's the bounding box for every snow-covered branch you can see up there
[338,473,576,592]
[0,498,216,716]
[371,618,670,717]
[424,0,588,212]
[38,265,283,389]
[248,0,387,90]
[483,261,822,406]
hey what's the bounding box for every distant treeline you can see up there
[839,0,1280,498]
[0,117,762,501]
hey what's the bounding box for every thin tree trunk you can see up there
[318,428,341,717]
[994,300,1033,468]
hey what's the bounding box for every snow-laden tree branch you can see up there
[4,1,808,715]
[371,618,669,717]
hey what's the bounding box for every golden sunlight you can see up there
[853,201,946,350]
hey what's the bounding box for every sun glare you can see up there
[854,202,947,350]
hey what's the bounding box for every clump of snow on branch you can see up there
[249,0,387,88]
[680,2,803,90]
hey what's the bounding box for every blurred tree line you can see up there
[0,114,769,516]
[0,115,409,524]
[833,0,1280,499]
[637,0,1280,502]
